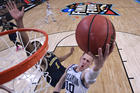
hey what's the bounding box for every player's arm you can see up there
[53,72,67,93]
[82,44,110,87]
[58,47,74,62]
[5,1,34,53]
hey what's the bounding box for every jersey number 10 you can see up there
[65,81,75,93]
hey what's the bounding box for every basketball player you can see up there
[5,0,74,89]
[45,0,56,24]
[1,16,22,51]
[53,44,111,93]
[31,41,74,88]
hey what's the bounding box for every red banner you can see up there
[24,0,30,4]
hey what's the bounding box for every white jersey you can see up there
[65,64,88,93]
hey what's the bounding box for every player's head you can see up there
[78,53,93,71]
[31,41,42,50]
[31,41,50,57]
[31,41,48,71]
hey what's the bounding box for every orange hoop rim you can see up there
[0,28,48,85]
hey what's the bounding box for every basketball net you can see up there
[0,28,51,93]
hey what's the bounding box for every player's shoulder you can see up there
[68,64,77,68]
[66,64,77,72]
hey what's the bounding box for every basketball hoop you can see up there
[0,28,51,93]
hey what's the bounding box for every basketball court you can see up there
[0,0,140,93]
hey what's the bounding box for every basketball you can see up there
[76,14,116,55]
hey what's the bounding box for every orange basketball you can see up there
[76,14,116,55]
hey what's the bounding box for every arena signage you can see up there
[61,2,119,16]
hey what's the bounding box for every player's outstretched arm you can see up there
[58,47,74,62]
[92,44,110,71]
[6,1,24,28]
[82,44,110,87]
[5,1,34,53]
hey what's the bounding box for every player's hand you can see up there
[70,47,74,54]
[88,44,110,71]
[5,1,24,21]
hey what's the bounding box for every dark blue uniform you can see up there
[44,52,66,88]
[1,22,17,42]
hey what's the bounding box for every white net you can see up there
[0,29,51,93]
